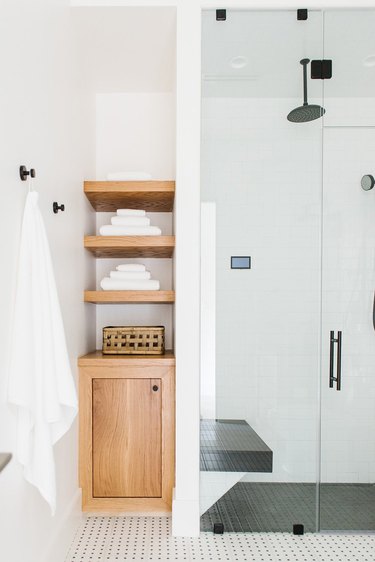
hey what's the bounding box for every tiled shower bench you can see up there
[200,419,273,473]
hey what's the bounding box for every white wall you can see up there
[0,2,96,561]
[95,93,176,179]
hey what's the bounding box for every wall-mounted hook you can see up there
[53,202,65,214]
[20,165,36,181]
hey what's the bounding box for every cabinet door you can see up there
[92,378,162,498]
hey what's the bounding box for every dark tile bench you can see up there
[201,419,273,473]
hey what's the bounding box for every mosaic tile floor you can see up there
[65,516,375,562]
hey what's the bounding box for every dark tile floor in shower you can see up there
[201,482,375,533]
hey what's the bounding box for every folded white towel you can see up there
[110,270,151,280]
[111,215,150,227]
[100,225,161,236]
[117,209,146,217]
[107,172,152,181]
[116,264,146,272]
[100,278,160,291]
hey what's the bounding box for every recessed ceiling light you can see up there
[230,55,248,69]
[363,54,375,67]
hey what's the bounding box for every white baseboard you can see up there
[172,490,200,537]
[40,488,83,562]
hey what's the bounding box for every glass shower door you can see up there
[319,10,375,531]
[200,8,325,533]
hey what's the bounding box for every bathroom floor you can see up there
[201,482,375,533]
[65,515,375,562]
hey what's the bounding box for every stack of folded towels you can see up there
[100,263,160,291]
[100,209,161,236]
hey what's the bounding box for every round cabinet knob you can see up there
[152,385,159,392]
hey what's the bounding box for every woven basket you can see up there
[102,326,165,355]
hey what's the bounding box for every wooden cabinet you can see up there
[79,352,175,512]
[92,378,162,498]
[80,180,175,512]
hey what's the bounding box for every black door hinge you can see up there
[297,9,308,20]
[311,60,333,79]
[293,524,304,535]
[216,9,226,21]
[213,522,224,534]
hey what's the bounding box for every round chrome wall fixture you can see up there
[361,174,375,191]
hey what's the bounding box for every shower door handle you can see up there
[329,331,342,391]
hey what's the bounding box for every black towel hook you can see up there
[19,165,36,181]
[53,202,65,214]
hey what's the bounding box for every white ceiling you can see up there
[72,7,176,93]
[202,9,375,99]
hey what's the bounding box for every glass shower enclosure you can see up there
[200,9,375,534]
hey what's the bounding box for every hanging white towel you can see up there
[7,191,77,516]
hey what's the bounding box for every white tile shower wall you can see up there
[95,93,175,351]
[201,97,323,483]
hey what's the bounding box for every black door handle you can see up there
[329,331,342,391]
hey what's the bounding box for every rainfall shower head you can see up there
[287,59,325,123]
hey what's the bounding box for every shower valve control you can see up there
[361,175,375,191]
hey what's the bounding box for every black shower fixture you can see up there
[287,59,326,123]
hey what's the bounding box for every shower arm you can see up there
[301,58,310,106]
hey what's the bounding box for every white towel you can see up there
[116,263,146,272]
[116,209,146,217]
[110,270,151,280]
[100,278,160,291]
[107,172,152,181]
[100,225,161,236]
[111,215,150,227]
[7,191,77,515]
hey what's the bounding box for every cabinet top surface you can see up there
[78,350,175,366]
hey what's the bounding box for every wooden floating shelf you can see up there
[84,236,175,258]
[84,290,175,304]
[84,181,175,212]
